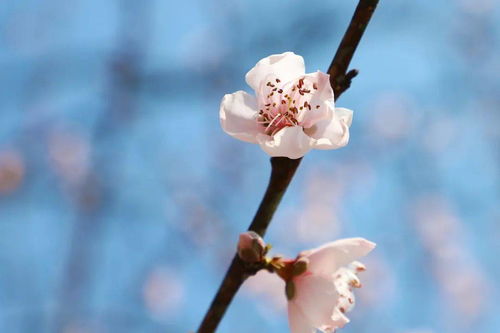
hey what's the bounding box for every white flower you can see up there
[285,238,375,333]
[220,52,353,159]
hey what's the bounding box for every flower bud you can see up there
[237,231,266,263]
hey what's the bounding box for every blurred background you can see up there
[0,0,499,332]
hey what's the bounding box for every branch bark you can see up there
[198,1,379,331]
[328,0,379,99]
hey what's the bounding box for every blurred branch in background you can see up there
[197,1,379,332]
[51,1,151,331]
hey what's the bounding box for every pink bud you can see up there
[237,231,266,263]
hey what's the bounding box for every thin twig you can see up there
[198,158,301,332]
[198,1,379,331]
[328,0,379,98]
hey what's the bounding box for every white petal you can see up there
[245,52,305,92]
[330,308,350,328]
[308,106,353,150]
[293,274,338,328]
[288,301,315,333]
[335,107,353,127]
[294,71,333,129]
[317,308,350,333]
[220,91,262,143]
[305,238,376,276]
[334,268,357,313]
[257,126,313,159]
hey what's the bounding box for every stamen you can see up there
[258,79,306,135]
[266,113,282,131]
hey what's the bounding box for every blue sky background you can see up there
[0,1,499,332]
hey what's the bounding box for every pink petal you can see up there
[245,52,305,92]
[276,71,333,129]
[293,274,338,329]
[220,91,262,143]
[335,107,353,127]
[308,107,353,150]
[256,126,313,159]
[304,238,376,276]
[330,308,350,328]
[288,301,315,333]
[298,72,335,129]
[256,73,285,111]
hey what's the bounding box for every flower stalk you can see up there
[197,1,379,331]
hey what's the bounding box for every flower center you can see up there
[256,77,321,136]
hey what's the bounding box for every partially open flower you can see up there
[237,231,267,263]
[220,52,353,159]
[282,238,375,333]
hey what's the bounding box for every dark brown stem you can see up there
[328,0,379,99]
[198,1,379,331]
[198,157,301,333]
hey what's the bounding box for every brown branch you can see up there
[328,0,379,99]
[197,1,379,332]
